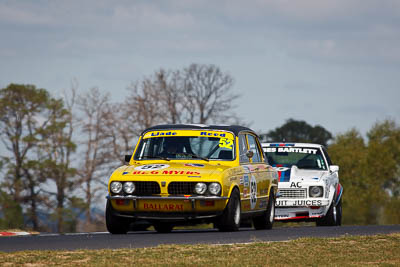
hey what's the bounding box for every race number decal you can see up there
[219,138,233,149]
[250,175,257,210]
[134,164,170,171]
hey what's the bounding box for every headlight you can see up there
[123,182,135,194]
[194,183,207,195]
[110,182,122,194]
[208,183,221,195]
[309,186,323,197]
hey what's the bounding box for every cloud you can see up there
[223,0,400,23]
[111,3,196,31]
[0,3,52,25]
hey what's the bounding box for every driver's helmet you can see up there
[162,137,183,153]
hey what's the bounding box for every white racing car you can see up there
[262,143,343,226]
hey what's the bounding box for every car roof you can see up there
[142,124,256,136]
[261,142,323,148]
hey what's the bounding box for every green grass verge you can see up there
[1,233,399,266]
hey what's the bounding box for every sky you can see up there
[1,0,400,137]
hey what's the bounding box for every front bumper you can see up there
[107,195,229,221]
[274,198,329,221]
[276,198,329,207]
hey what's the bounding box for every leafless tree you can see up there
[117,64,241,147]
[76,87,113,230]
[107,69,184,162]
[182,64,239,124]
[155,69,184,124]
[102,103,139,166]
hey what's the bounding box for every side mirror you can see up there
[330,165,339,173]
[246,150,254,158]
[124,155,132,163]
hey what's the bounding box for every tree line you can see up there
[1,63,399,232]
[264,118,400,225]
[0,64,240,232]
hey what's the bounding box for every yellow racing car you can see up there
[106,124,278,233]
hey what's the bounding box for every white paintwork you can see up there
[262,143,340,221]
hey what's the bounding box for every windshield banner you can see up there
[266,147,317,154]
[143,130,235,140]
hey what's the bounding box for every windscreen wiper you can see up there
[140,155,170,161]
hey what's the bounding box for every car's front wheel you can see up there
[316,199,342,226]
[253,191,275,230]
[216,188,241,232]
[105,200,130,234]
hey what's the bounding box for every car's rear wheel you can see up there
[105,200,130,234]
[253,190,275,230]
[316,199,342,226]
[153,223,174,233]
[216,188,241,232]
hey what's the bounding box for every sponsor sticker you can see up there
[276,200,323,207]
[243,187,248,198]
[135,164,169,171]
[243,166,251,173]
[142,202,184,211]
[143,130,234,140]
[250,175,257,209]
[290,182,302,188]
[243,174,250,186]
[266,147,318,154]
[131,170,201,175]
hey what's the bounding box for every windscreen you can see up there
[264,146,327,170]
[134,130,235,161]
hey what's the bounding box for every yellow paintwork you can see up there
[108,129,278,214]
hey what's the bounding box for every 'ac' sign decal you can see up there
[290,182,302,188]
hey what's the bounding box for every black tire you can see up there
[153,223,174,233]
[336,199,342,226]
[316,199,342,226]
[105,200,130,234]
[253,191,275,230]
[216,188,241,232]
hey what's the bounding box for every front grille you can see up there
[134,181,161,195]
[278,188,307,198]
[168,182,196,195]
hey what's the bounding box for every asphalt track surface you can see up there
[1,225,400,252]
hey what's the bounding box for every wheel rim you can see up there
[234,201,240,225]
[332,205,337,223]
[269,199,275,223]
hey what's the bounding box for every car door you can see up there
[238,133,254,212]
[246,134,271,211]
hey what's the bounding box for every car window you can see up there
[247,134,262,163]
[238,134,249,163]
[134,134,235,160]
